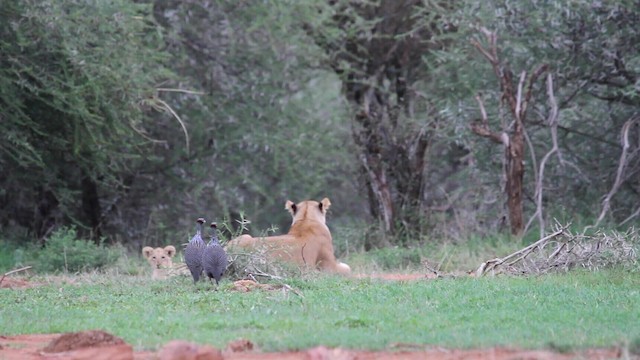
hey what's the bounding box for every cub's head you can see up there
[285,197,331,225]
[142,246,176,270]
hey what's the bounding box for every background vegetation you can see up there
[1,0,639,255]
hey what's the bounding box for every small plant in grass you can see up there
[35,227,119,273]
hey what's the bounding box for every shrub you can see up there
[35,227,119,272]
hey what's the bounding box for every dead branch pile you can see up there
[476,225,639,276]
[225,248,300,281]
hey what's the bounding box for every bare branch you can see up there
[523,64,549,116]
[156,88,205,95]
[515,71,526,122]
[471,39,496,64]
[471,95,505,144]
[471,27,498,64]
[140,97,191,155]
[525,74,560,236]
[593,117,639,227]
[475,94,488,126]
[620,206,640,226]
[522,126,539,234]
[470,122,506,144]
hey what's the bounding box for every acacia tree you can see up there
[0,0,174,240]
[464,1,640,234]
[144,0,363,243]
[470,29,549,236]
[302,0,455,243]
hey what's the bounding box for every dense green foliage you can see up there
[0,270,638,350]
[32,227,120,272]
[1,0,639,249]
[0,0,174,238]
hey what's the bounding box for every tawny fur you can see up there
[227,198,351,274]
[142,246,178,280]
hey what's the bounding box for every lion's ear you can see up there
[285,200,297,215]
[320,198,331,213]
[142,246,154,259]
[164,245,176,258]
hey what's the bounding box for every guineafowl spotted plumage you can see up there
[202,222,228,288]
[184,217,206,284]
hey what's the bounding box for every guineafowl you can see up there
[202,222,228,288]
[184,217,206,284]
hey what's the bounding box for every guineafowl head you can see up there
[209,222,220,245]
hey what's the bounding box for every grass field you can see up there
[1,268,638,352]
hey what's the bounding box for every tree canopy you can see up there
[1,0,639,248]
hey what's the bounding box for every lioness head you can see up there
[285,197,331,225]
[142,246,176,270]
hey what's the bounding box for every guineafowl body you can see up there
[202,222,228,287]
[184,218,206,283]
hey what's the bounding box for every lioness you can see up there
[227,198,351,274]
[142,245,177,280]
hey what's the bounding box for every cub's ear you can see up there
[320,198,331,213]
[164,245,176,258]
[285,200,297,215]
[142,246,154,259]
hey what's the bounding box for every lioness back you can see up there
[227,198,350,274]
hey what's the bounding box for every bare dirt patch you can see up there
[42,329,126,353]
[0,332,623,360]
[0,277,40,289]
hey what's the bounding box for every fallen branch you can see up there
[244,268,283,281]
[0,266,33,287]
[476,226,638,276]
[476,226,567,276]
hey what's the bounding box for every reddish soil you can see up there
[0,331,623,360]
[43,330,126,353]
[0,277,39,289]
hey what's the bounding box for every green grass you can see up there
[344,234,523,272]
[1,269,638,352]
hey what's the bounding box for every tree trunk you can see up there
[306,0,443,242]
[351,89,429,242]
[81,175,102,240]
[506,127,525,236]
[471,29,548,237]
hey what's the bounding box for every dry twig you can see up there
[0,266,33,287]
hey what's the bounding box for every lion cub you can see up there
[142,246,177,280]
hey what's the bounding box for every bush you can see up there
[35,227,119,273]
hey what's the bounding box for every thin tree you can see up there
[470,28,548,236]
